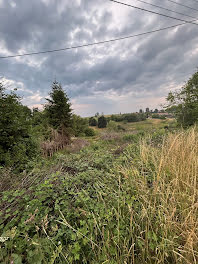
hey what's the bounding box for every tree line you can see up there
[0,81,94,171]
[0,69,197,171]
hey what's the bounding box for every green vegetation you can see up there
[45,81,72,131]
[98,115,107,128]
[0,70,198,263]
[110,112,146,123]
[0,84,38,171]
[0,81,93,169]
[166,70,198,127]
[0,124,197,263]
[89,117,98,127]
[151,113,166,119]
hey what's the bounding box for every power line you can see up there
[0,19,196,59]
[164,0,198,12]
[133,0,197,19]
[109,0,198,26]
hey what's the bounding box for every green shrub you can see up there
[98,116,107,128]
[84,127,95,137]
[89,117,98,126]
[107,120,118,131]
[0,85,38,171]
[152,114,166,119]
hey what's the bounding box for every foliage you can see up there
[1,126,197,263]
[89,117,98,126]
[107,120,118,131]
[45,81,72,131]
[0,84,38,171]
[98,115,107,128]
[107,120,125,132]
[152,113,166,119]
[84,127,95,137]
[71,115,88,137]
[31,108,51,141]
[166,70,198,126]
[111,112,146,123]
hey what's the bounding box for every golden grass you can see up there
[118,127,198,263]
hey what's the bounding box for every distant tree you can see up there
[154,109,159,113]
[72,115,89,137]
[166,70,198,127]
[89,117,98,126]
[0,84,38,170]
[146,107,149,113]
[45,81,72,133]
[152,114,166,120]
[98,115,107,128]
[95,112,99,117]
[139,109,143,113]
[123,113,139,122]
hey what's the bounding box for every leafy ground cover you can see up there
[0,120,197,263]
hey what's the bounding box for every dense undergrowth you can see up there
[0,127,197,263]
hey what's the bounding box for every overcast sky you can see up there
[0,0,198,116]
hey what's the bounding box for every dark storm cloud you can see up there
[0,0,198,114]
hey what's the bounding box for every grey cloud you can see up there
[0,0,198,115]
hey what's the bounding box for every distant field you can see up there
[92,118,176,134]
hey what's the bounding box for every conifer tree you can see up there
[89,117,98,126]
[98,115,107,128]
[45,81,72,132]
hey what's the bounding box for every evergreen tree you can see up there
[89,117,98,126]
[98,115,107,128]
[45,81,72,132]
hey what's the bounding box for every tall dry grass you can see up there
[56,128,198,263]
[115,127,198,263]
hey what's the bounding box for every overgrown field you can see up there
[0,120,198,263]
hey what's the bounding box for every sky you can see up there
[0,0,198,116]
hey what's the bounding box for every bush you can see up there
[84,127,95,137]
[0,85,38,171]
[110,113,146,123]
[72,115,89,137]
[107,121,125,132]
[152,114,166,119]
[89,117,98,126]
[117,124,125,131]
[98,115,107,128]
[107,120,118,131]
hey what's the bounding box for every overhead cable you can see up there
[0,19,196,59]
[109,0,198,26]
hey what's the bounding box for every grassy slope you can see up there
[0,120,197,263]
